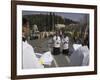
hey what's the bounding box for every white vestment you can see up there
[22,41,44,69]
[70,44,89,66]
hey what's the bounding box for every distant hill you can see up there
[23,14,78,31]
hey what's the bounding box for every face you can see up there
[56,31,59,36]
[23,22,30,37]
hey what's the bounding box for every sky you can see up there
[22,11,89,22]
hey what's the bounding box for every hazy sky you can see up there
[22,11,89,22]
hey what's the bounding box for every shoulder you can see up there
[65,36,69,40]
[53,36,56,39]
[81,46,89,51]
[23,41,33,51]
[57,36,61,39]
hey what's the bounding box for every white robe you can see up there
[22,41,44,69]
[70,45,89,66]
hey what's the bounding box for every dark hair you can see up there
[82,38,89,47]
[22,17,28,26]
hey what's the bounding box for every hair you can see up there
[82,38,88,47]
[22,17,28,27]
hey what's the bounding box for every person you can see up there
[62,33,69,55]
[22,18,44,69]
[70,39,89,66]
[52,31,61,55]
[48,35,53,51]
[83,33,89,49]
[81,40,89,66]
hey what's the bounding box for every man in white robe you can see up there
[70,41,89,66]
[22,18,44,69]
[62,34,69,55]
[52,32,61,55]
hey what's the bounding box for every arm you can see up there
[23,45,44,69]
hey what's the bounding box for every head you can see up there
[55,31,59,36]
[64,33,68,38]
[82,38,88,46]
[22,18,30,37]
